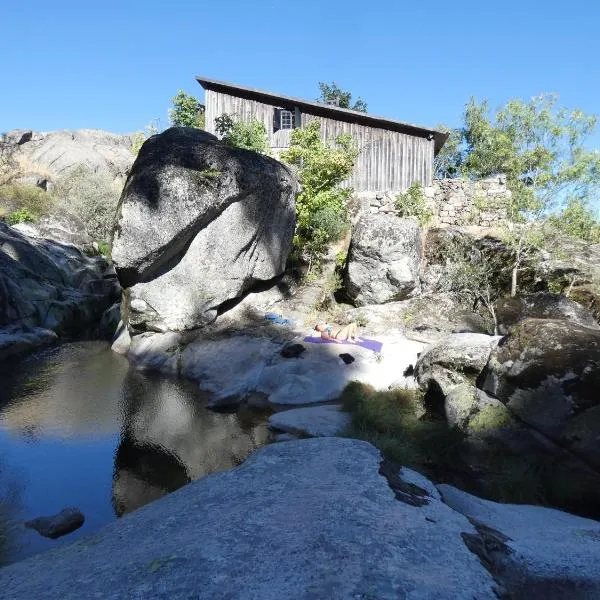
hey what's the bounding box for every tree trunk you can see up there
[511,266,518,297]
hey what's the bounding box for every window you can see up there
[280,109,295,130]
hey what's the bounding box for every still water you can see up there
[0,342,270,566]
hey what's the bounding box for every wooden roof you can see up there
[196,76,449,155]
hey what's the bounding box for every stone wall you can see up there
[426,175,509,227]
[353,175,510,228]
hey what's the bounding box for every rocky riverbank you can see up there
[1,438,598,599]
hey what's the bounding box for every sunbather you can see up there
[314,321,363,343]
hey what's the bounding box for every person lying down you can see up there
[314,321,363,343]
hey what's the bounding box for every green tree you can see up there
[281,120,359,269]
[214,114,270,154]
[317,82,367,112]
[452,94,600,296]
[548,197,600,243]
[433,126,463,179]
[169,91,205,128]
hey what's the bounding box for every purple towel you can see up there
[303,336,383,353]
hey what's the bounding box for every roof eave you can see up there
[196,75,449,155]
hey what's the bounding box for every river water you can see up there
[0,341,270,566]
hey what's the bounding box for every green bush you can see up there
[7,208,36,225]
[281,120,358,270]
[0,183,54,218]
[548,198,600,243]
[53,166,121,242]
[395,182,433,226]
[214,114,270,154]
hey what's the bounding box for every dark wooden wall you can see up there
[204,89,434,192]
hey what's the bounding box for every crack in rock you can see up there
[378,458,430,507]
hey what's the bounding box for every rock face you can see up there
[0,439,498,599]
[482,318,600,467]
[345,214,421,306]
[112,127,297,332]
[496,292,599,334]
[11,209,93,251]
[415,333,500,427]
[5,128,134,186]
[24,508,85,539]
[125,331,424,407]
[0,222,120,356]
[269,405,350,437]
[3,438,599,599]
[439,484,600,598]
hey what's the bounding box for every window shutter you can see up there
[273,108,281,133]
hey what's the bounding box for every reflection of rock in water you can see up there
[112,371,270,516]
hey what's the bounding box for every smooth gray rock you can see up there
[345,214,421,306]
[24,508,85,539]
[438,484,600,598]
[415,333,500,427]
[112,127,297,331]
[269,405,350,437]
[11,209,93,250]
[482,318,600,468]
[0,438,496,599]
[4,128,134,183]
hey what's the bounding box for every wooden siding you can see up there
[204,89,434,192]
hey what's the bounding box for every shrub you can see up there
[53,166,121,242]
[0,183,54,219]
[215,114,270,154]
[7,208,36,225]
[395,182,433,226]
[281,120,358,270]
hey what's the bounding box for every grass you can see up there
[339,381,600,519]
[339,382,466,476]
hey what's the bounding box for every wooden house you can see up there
[197,76,448,193]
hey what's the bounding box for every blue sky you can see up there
[2,0,599,149]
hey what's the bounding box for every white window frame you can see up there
[280,109,294,130]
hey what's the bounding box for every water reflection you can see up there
[0,342,270,565]
[113,371,269,516]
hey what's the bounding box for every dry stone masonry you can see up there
[356,175,510,228]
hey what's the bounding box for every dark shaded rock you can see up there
[0,222,119,354]
[280,343,305,358]
[24,508,84,539]
[344,214,421,306]
[339,352,355,364]
[112,127,297,332]
[496,292,599,334]
[415,333,500,427]
[482,318,600,467]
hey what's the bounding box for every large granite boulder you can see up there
[0,439,498,599]
[112,127,297,332]
[344,214,421,306]
[3,438,599,599]
[495,292,599,334]
[0,222,120,356]
[415,333,500,427]
[481,318,600,467]
[4,128,134,185]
